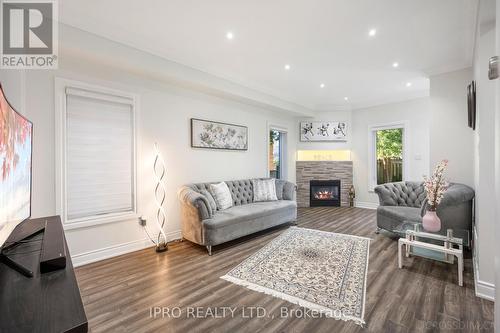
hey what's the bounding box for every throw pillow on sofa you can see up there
[253,179,278,202]
[210,182,233,210]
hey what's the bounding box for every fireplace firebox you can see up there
[310,180,341,207]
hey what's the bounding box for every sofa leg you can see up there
[375,227,381,234]
[206,245,212,256]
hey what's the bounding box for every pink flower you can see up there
[423,160,449,210]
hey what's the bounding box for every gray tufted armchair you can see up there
[374,181,475,234]
[178,178,297,255]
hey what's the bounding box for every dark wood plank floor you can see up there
[75,207,494,332]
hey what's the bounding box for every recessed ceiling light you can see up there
[368,28,377,37]
[392,62,399,68]
[406,82,412,87]
[344,97,349,101]
[226,31,234,40]
[320,83,325,88]
[284,64,291,70]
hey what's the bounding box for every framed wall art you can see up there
[191,118,248,150]
[300,121,348,142]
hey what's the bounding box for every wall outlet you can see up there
[139,217,147,226]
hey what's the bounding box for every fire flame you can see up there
[314,191,334,200]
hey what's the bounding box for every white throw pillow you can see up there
[253,179,278,202]
[210,182,233,210]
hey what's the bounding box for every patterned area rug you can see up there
[221,227,370,326]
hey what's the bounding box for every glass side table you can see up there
[393,222,469,286]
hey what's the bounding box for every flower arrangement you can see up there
[423,160,449,211]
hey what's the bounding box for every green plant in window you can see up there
[376,128,403,183]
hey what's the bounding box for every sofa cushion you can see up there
[253,179,278,202]
[378,206,422,223]
[203,200,297,230]
[210,182,233,210]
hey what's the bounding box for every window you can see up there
[269,128,287,179]
[56,79,137,228]
[369,123,407,190]
[376,128,403,184]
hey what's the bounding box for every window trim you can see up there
[55,78,139,230]
[368,121,409,192]
[267,123,288,180]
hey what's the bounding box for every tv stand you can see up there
[0,216,88,333]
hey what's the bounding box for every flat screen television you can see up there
[0,84,33,249]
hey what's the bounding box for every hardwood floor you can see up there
[75,207,494,332]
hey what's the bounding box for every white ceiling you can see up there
[59,0,478,111]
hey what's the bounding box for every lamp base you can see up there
[155,242,168,253]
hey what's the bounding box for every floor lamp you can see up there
[144,143,168,252]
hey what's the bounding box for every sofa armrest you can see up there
[374,184,398,206]
[421,183,475,216]
[178,186,212,220]
[282,181,297,201]
[439,183,475,207]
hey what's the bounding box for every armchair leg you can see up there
[375,227,381,234]
[206,245,212,256]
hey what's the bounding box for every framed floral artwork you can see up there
[191,118,248,150]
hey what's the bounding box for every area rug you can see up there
[220,227,370,326]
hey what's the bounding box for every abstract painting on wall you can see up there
[191,118,248,150]
[300,121,348,142]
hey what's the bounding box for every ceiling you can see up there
[59,0,478,111]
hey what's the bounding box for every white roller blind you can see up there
[65,89,135,221]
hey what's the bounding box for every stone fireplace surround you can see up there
[296,161,354,208]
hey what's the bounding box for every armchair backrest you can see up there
[374,181,426,208]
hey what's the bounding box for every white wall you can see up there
[0,71,25,114]
[472,8,496,299]
[350,98,431,205]
[0,25,298,265]
[429,68,474,187]
[495,0,500,328]
[296,110,352,151]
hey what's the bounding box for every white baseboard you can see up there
[475,278,495,301]
[473,257,496,301]
[472,227,496,301]
[72,230,182,267]
[354,201,379,210]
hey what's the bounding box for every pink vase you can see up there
[422,210,441,232]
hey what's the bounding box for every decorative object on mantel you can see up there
[422,160,449,232]
[349,185,356,207]
[221,227,370,326]
[191,118,248,150]
[143,143,169,252]
[300,121,347,142]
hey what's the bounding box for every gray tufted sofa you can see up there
[178,178,297,255]
[374,181,475,234]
